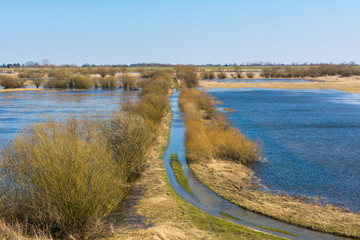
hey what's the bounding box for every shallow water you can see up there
[163,90,346,239]
[204,78,308,83]
[208,88,360,212]
[0,89,137,142]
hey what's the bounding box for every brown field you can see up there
[199,75,360,93]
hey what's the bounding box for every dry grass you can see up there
[190,159,360,238]
[0,88,43,93]
[179,89,260,164]
[199,75,360,94]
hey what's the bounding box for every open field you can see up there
[200,75,360,93]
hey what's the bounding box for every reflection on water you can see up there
[0,89,138,142]
[204,78,308,83]
[208,88,360,212]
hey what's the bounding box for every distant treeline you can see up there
[261,64,360,78]
[2,62,358,68]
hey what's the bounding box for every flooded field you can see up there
[0,89,137,142]
[204,78,308,83]
[208,88,360,212]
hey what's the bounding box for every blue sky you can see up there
[1,0,359,65]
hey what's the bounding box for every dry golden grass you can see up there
[179,88,260,164]
[0,88,43,93]
[199,75,360,94]
[190,159,360,238]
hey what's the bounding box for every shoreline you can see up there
[179,86,360,238]
[189,159,360,238]
[199,75,360,94]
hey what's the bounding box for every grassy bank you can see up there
[179,84,360,238]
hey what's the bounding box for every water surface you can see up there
[163,90,346,239]
[208,88,360,212]
[204,78,308,83]
[0,89,137,142]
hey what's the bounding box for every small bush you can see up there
[0,75,24,89]
[100,76,117,90]
[217,72,227,79]
[200,71,216,79]
[45,79,69,89]
[71,75,92,89]
[103,113,154,181]
[246,72,254,78]
[91,76,101,89]
[175,65,199,88]
[33,80,42,88]
[120,74,137,90]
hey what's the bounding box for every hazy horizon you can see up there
[1,0,360,65]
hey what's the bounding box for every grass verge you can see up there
[258,225,298,237]
[169,154,194,196]
[220,212,243,221]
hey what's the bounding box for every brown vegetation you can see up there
[246,71,254,78]
[99,76,117,90]
[200,70,216,79]
[120,74,137,90]
[199,75,360,94]
[261,64,360,78]
[175,65,199,88]
[0,75,25,89]
[179,88,260,164]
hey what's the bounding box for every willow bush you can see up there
[175,65,199,88]
[120,74,137,90]
[1,117,127,238]
[0,75,25,89]
[99,76,117,90]
[70,75,92,89]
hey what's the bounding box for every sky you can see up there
[1,0,360,65]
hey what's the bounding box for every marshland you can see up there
[2,1,360,239]
[0,64,360,239]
